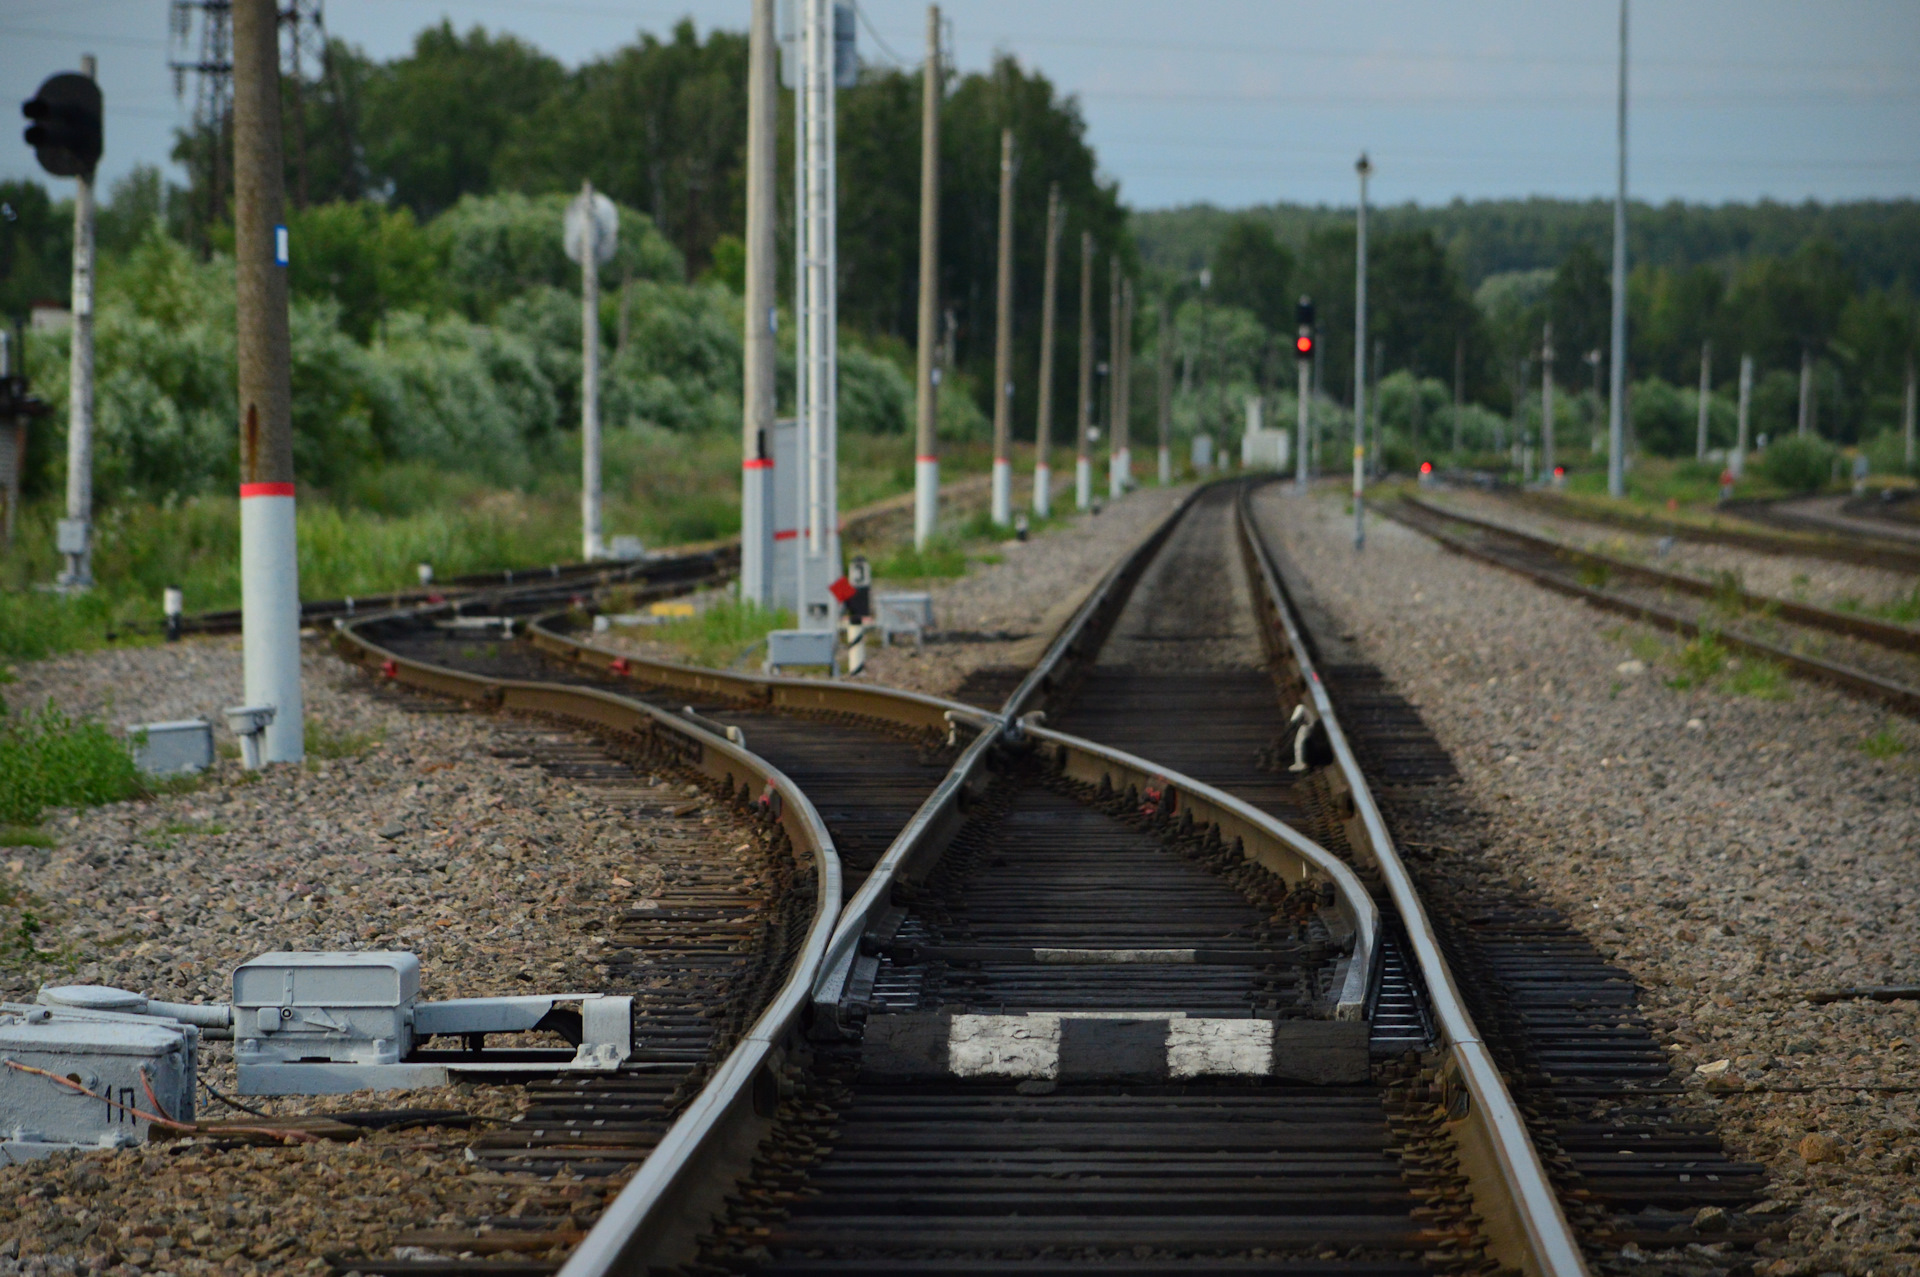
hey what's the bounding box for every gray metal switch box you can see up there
[127,719,214,776]
[233,951,419,1066]
[0,1004,196,1161]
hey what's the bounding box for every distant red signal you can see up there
[1295,334,1313,357]
[1419,461,1433,475]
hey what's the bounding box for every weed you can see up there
[1709,570,1747,617]
[306,721,384,760]
[1870,586,1920,626]
[1575,562,1612,589]
[654,600,795,668]
[874,539,969,580]
[1629,633,1666,665]
[0,826,54,849]
[1668,630,1728,690]
[1859,728,1908,759]
[0,704,144,824]
[1724,658,1791,701]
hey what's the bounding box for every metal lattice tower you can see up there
[279,0,326,206]
[170,0,233,231]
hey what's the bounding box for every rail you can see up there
[1236,481,1590,1277]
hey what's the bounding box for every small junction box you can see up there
[0,1003,197,1161]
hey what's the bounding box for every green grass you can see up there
[1867,585,1920,626]
[306,721,385,760]
[652,599,795,668]
[1668,630,1729,690]
[1859,727,1908,759]
[1722,657,1791,700]
[1575,562,1613,589]
[873,538,971,581]
[0,703,145,824]
[0,826,56,849]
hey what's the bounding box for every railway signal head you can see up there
[1420,461,1433,476]
[1294,296,1315,360]
[21,72,102,179]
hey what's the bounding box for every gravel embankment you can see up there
[1427,488,1920,617]
[1257,485,1920,1277]
[0,637,760,1274]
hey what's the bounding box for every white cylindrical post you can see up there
[1076,231,1095,510]
[740,0,777,608]
[797,0,840,629]
[1032,184,1060,517]
[1798,348,1813,438]
[1296,357,1311,494]
[1696,340,1711,461]
[1607,0,1630,498]
[1156,295,1172,487]
[234,0,303,764]
[1541,321,1556,481]
[1734,354,1753,478]
[1114,278,1134,495]
[990,128,1015,527]
[58,55,98,589]
[1353,153,1371,551]
[580,179,603,562]
[912,5,941,548]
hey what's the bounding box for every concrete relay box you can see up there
[0,1004,197,1160]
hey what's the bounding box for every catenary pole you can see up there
[1032,183,1061,516]
[1157,298,1172,486]
[1353,152,1371,551]
[1696,340,1712,461]
[1798,348,1814,437]
[56,55,98,589]
[1107,257,1122,498]
[1734,353,1753,478]
[1452,332,1464,456]
[233,0,303,763]
[990,127,1015,526]
[1607,0,1630,498]
[1114,278,1133,496]
[739,0,777,607]
[1906,356,1916,470]
[1076,231,1094,509]
[579,179,604,562]
[912,4,941,548]
[1541,320,1556,480]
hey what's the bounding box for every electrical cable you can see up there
[201,1077,273,1118]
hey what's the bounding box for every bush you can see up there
[1758,435,1836,493]
[0,704,143,824]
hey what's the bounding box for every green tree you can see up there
[0,180,70,320]
[493,21,747,279]
[362,23,565,220]
[1211,218,1293,333]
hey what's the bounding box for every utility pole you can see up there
[1541,320,1556,481]
[55,59,100,589]
[1112,277,1134,497]
[1353,152,1371,551]
[1106,258,1122,498]
[1453,332,1465,455]
[1076,231,1094,509]
[1734,353,1753,478]
[1157,298,1173,486]
[1906,355,1916,471]
[1798,348,1814,437]
[577,180,605,561]
[1372,336,1385,481]
[1696,340,1712,460]
[1607,0,1630,498]
[233,0,303,763]
[795,0,843,627]
[1033,183,1061,516]
[990,127,1015,526]
[912,4,941,548]
[739,0,777,607]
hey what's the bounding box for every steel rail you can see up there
[1236,482,1591,1277]
[1404,494,1920,655]
[1390,498,1920,719]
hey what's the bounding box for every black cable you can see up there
[200,1078,272,1118]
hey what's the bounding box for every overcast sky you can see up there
[5,0,1917,210]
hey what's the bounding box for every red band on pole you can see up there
[239,482,296,498]
[772,529,799,541]
[915,455,939,463]
[743,458,774,470]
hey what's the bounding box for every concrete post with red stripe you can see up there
[233,0,303,764]
[740,0,777,607]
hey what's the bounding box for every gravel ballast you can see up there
[0,638,768,1274]
[1257,484,1920,1277]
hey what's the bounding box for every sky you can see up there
[4,0,1918,211]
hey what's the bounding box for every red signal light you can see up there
[1553,466,1566,477]
[1295,335,1313,356]
[1419,461,1433,475]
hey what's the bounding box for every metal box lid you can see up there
[232,951,421,1009]
[0,1006,189,1059]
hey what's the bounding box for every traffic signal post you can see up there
[1295,297,1315,495]
[22,60,103,587]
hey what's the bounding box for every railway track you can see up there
[1388,494,1920,718]
[322,476,1784,1276]
[1504,490,1920,577]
